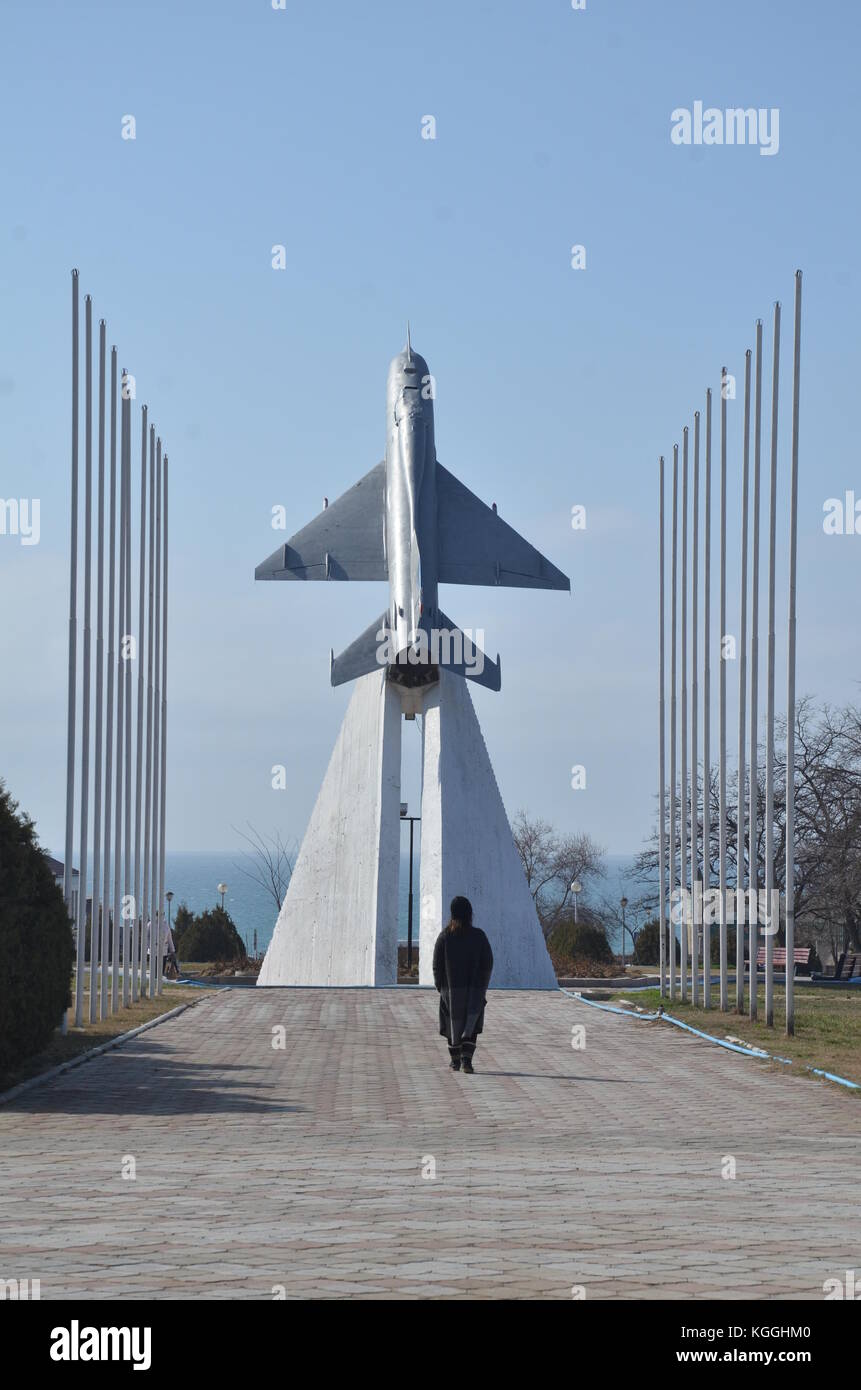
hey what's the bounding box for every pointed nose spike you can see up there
[406,320,412,364]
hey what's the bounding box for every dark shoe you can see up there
[461,1058,474,1074]
[449,1058,461,1071]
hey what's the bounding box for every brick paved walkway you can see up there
[1,988,858,1299]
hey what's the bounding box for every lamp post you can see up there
[217,882,227,911]
[165,889,173,930]
[620,896,628,972]
[400,803,420,972]
[571,879,582,925]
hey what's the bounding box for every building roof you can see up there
[42,853,79,879]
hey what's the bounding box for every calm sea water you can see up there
[57,848,650,957]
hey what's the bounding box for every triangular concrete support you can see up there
[419,669,557,989]
[257,669,402,986]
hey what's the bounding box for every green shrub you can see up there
[631,919,682,965]
[548,920,613,964]
[172,902,194,948]
[0,782,74,1074]
[175,906,245,963]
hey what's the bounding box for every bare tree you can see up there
[232,823,295,914]
[512,810,606,938]
[592,884,651,958]
[636,697,861,960]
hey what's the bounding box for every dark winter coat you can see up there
[432,924,494,1046]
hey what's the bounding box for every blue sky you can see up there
[1,0,859,858]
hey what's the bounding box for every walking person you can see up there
[432,895,493,1074]
[162,921,178,979]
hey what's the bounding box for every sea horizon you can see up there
[52,846,653,955]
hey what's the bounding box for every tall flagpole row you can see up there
[63,272,172,1027]
[657,275,802,1030]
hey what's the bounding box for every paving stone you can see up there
[0,988,858,1299]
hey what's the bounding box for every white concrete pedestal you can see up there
[418,669,557,989]
[257,669,402,986]
[258,667,555,989]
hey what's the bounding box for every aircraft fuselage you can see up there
[385,347,438,657]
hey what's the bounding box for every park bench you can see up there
[834,952,859,981]
[754,946,813,975]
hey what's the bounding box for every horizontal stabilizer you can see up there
[434,610,501,691]
[436,462,570,591]
[333,611,501,692]
[256,461,387,582]
[330,613,390,688]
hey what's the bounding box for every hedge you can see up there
[0,781,74,1074]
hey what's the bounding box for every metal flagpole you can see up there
[123,387,133,1007]
[150,439,163,997]
[680,428,689,1001]
[703,389,712,1007]
[133,405,147,1001]
[112,371,127,1014]
[158,452,169,997]
[749,321,763,1021]
[691,411,700,1007]
[89,320,107,1022]
[785,271,802,1037]
[659,456,667,999]
[141,426,155,998]
[669,444,678,1000]
[736,350,751,1013]
[74,295,94,1027]
[64,272,80,1017]
[719,369,728,1010]
[103,348,118,1018]
[765,302,781,1027]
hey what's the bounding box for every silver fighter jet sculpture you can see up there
[255,335,570,692]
